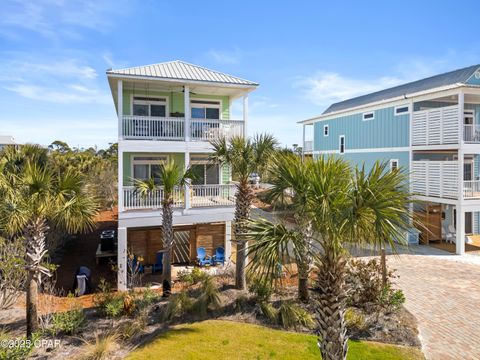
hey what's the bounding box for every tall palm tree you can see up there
[246,156,412,360]
[247,153,315,302]
[0,145,98,337]
[210,134,277,290]
[135,160,194,295]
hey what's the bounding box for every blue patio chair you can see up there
[212,247,225,266]
[196,247,212,266]
[153,251,164,273]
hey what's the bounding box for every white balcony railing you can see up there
[122,184,237,210]
[463,180,480,199]
[412,161,458,199]
[412,105,459,146]
[303,140,313,153]
[190,184,236,207]
[464,124,480,143]
[190,119,244,141]
[121,115,244,141]
[122,116,185,140]
[123,186,184,210]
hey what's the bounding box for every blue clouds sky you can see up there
[0,0,479,148]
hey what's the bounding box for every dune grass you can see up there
[126,320,424,360]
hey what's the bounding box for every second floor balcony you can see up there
[121,115,244,141]
[122,183,237,211]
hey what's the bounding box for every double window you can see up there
[191,99,221,120]
[132,156,168,185]
[132,97,167,117]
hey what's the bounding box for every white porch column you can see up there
[118,80,123,139]
[456,207,466,254]
[302,124,306,160]
[243,94,249,138]
[118,148,123,212]
[117,227,128,291]
[225,221,232,261]
[459,90,465,144]
[184,151,190,210]
[184,86,190,141]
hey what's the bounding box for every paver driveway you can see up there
[387,252,480,360]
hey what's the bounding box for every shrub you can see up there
[346,258,402,310]
[104,295,125,318]
[234,294,249,313]
[190,267,208,284]
[345,307,367,331]
[162,290,194,321]
[50,306,85,335]
[277,301,314,330]
[193,275,221,317]
[117,309,148,341]
[94,279,126,318]
[259,302,277,324]
[176,270,194,286]
[0,330,39,360]
[248,277,273,303]
[80,331,119,360]
[379,284,406,310]
[135,287,160,311]
[0,237,26,310]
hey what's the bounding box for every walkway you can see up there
[387,249,480,360]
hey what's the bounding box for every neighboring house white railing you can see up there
[122,116,185,140]
[412,105,459,146]
[123,186,184,210]
[304,140,313,152]
[463,180,480,199]
[190,184,237,207]
[412,161,458,199]
[122,184,237,210]
[464,124,480,143]
[121,115,244,141]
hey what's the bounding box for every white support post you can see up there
[459,90,464,144]
[302,124,306,160]
[225,221,232,261]
[184,86,190,141]
[118,80,123,139]
[184,151,190,210]
[117,227,127,291]
[456,207,465,254]
[243,94,248,138]
[118,148,123,212]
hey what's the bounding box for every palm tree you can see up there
[134,160,194,295]
[246,156,412,360]
[210,134,277,290]
[0,145,98,337]
[246,153,315,302]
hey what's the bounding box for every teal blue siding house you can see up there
[300,64,480,255]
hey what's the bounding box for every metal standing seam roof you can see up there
[322,64,480,114]
[106,60,258,86]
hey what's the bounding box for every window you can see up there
[132,97,167,117]
[323,125,329,137]
[395,105,410,116]
[191,99,221,120]
[390,159,399,172]
[362,111,374,121]
[132,155,168,184]
[339,135,345,154]
[190,155,219,185]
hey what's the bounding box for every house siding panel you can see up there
[333,151,410,173]
[313,106,409,152]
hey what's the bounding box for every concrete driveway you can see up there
[387,249,480,360]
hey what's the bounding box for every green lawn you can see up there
[127,320,424,360]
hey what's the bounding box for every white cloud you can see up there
[0,0,130,40]
[295,72,405,107]
[0,57,109,104]
[206,48,242,65]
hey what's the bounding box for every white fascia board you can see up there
[298,83,464,125]
[106,73,258,90]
